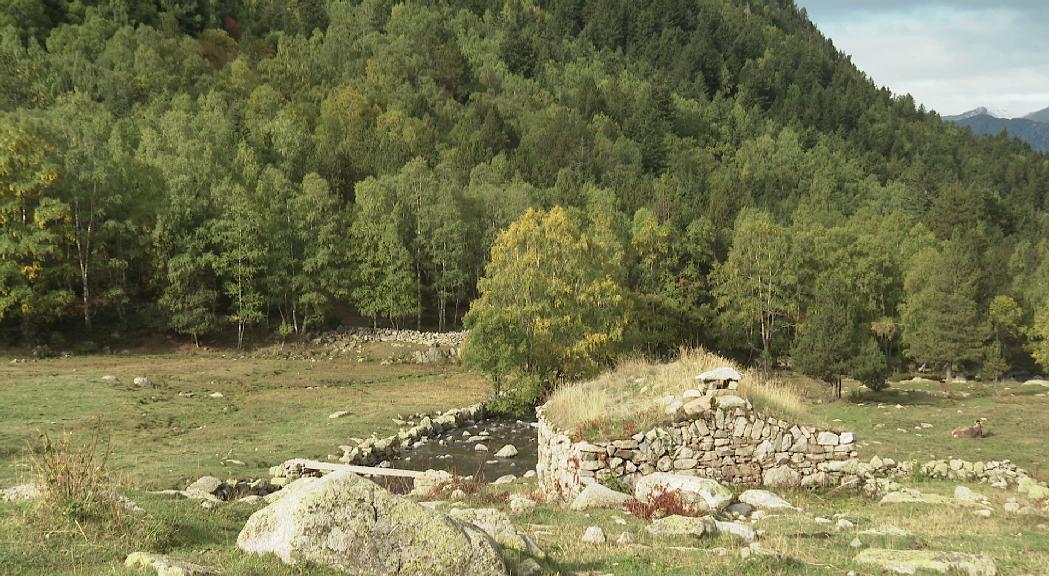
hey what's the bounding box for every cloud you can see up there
[796,1,1049,117]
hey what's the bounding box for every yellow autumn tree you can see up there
[463,206,629,385]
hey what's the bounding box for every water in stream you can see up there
[384,419,539,491]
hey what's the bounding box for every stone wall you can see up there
[537,391,859,499]
[313,326,467,348]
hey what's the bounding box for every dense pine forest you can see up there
[3,0,1049,382]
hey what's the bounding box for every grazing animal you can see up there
[951,419,985,439]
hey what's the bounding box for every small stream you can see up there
[387,419,539,486]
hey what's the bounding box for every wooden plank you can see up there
[291,459,426,479]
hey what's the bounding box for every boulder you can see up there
[448,508,544,558]
[494,445,518,459]
[237,470,507,576]
[0,483,40,503]
[634,473,733,514]
[854,549,997,576]
[125,552,218,576]
[133,376,152,387]
[738,489,796,511]
[645,515,716,538]
[570,483,631,511]
[762,466,801,488]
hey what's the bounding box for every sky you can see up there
[795,1,1049,118]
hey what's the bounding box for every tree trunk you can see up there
[942,364,951,395]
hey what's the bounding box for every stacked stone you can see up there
[920,459,1032,487]
[536,395,859,499]
[313,326,467,349]
[337,403,487,466]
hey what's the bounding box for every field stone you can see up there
[854,549,997,576]
[570,483,631,511]
[738,489,796,511]
[581,526,606,544]
[411,470,454,497]
[237,469,507,576]
[183,476,223,500]
[133,376,152,387]
[634,473,733,514]
[645,515,716,538]
[125,552,218,576]
[762,466,802,488]
[492,474,516,485]
[616,532,636,545]
[714,520,757,542]
[0,483,40,503]
[509,496,536,515]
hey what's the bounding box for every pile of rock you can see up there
[537,371,858,498]
[159,475,279,504]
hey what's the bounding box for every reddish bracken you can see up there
[623,490,696,520]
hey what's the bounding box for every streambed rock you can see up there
[237,470,507,575]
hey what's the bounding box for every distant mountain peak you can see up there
[1024,106,1049,124]
[944,107,994,121]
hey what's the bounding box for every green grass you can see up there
[787,374,1049,479]
[0,346,488,489]
[2,348,1048,575]
[0,345,489,575]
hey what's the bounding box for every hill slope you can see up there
[1,0,1049,375]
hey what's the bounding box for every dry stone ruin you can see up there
[537,368,860,498]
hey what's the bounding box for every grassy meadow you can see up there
[1,346,1047,575]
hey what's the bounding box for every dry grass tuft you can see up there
[24,431,165,549]
[543,348,819,439]
[27,431,113,520]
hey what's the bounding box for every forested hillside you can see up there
[3,0,1049,379]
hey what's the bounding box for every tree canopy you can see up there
[1,0,1048,383]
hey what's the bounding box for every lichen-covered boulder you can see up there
[634,473,733,514]
[854,549,997,576]
[447,507,545,559]
[237,469,507,575]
